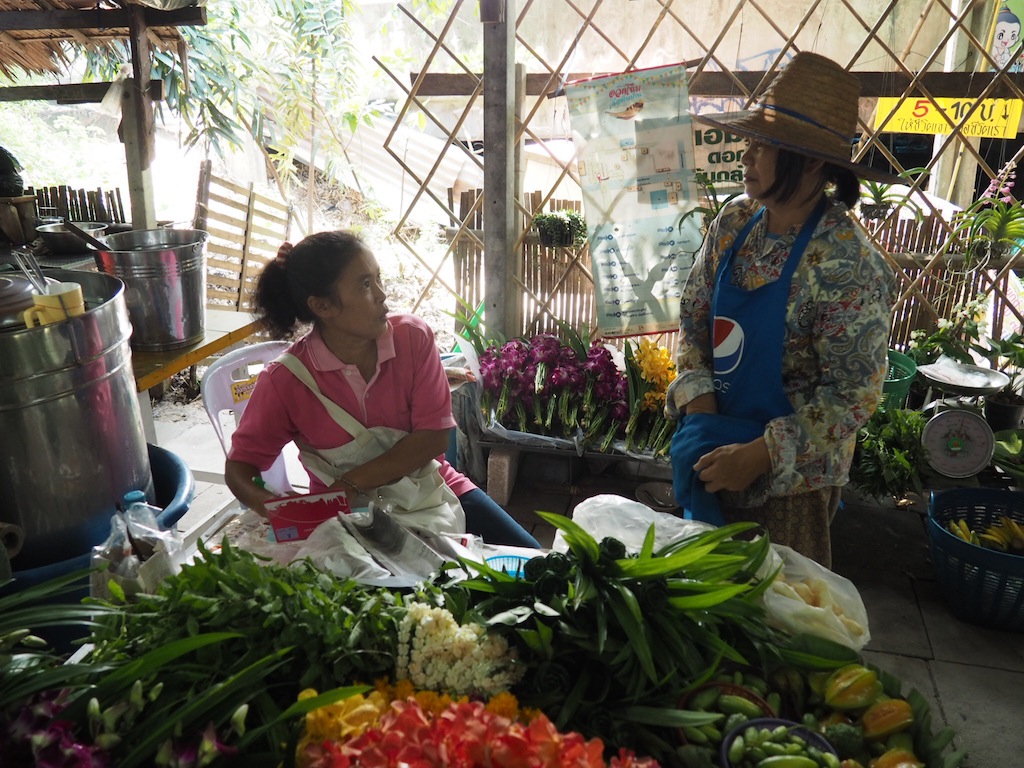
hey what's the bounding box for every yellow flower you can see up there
[642,390,666,412]
[389,678,415,700]
[413,689,461,715]
[485,691,522,720]
[636,339,675,387]
[297,689,389,751]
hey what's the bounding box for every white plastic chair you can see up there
[200,340,295,495]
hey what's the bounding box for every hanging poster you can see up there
[987,2,1024,72]
[565,63,704,338]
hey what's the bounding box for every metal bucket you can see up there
[93,228,208,351]
[0,269,154,568]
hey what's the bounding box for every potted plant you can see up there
[858,167,927,221]
[976,331,1024,432]
[902,296,987,408]
[532,209,587,247]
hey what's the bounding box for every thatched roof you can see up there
[0,0,203,79]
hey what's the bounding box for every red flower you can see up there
[301,698,656,768]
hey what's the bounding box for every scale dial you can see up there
[921,409,995,478]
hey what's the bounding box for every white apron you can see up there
[276,353,466,535]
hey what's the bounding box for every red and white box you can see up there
[265,490,352,542]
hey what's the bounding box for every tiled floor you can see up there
[164,420,1023,768]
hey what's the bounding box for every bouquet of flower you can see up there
[395,600,524,697]
[622,339,676,457]
[478,334,629,445]
[296,686,658,768]
[580,343,630,452]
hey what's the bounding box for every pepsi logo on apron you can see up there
[713,316,744,376]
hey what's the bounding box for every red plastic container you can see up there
[265,490,352,542]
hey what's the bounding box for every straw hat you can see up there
[692,52,901,184]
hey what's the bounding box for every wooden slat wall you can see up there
[28,185,126,223]
[447,187,485,335]
[194,159,294,313]
[449,194,1024,359]
[866,214,1024,351]
[520,190,596,337]
[448,188,598,340]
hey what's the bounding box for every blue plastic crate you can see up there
[927,489,1024,632]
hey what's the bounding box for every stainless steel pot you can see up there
[36,222,108,255]
[0,268,153,568]
[93,228,208,351]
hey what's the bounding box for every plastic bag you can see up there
[758,544,871,650]
[293,517,393,581]
[551,493,714,555]
[90,506,184,600]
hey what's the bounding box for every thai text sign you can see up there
[874,97,1022,138]
[565,63,704,337]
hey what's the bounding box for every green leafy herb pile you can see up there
[89,540,404,695]
[849,408,930,501]
[440,512,858,764]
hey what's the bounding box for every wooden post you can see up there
[481,0,516,338]
[122,4,157,230]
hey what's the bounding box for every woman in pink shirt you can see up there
[224,230,539,548]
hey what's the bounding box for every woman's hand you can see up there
[331,428,451,493]
[225,459,281,516]
[693,437,771,492]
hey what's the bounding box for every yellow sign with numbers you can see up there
[874,97,1023,138]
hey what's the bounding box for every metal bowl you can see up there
[35,222,108,255]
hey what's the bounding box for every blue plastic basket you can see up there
[927,489,1024,632]
[485,555,530,578]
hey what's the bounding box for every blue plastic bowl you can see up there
[4,444,194,599]
[720,717,837,768]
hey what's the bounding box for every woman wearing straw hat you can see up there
[666,52,897,567]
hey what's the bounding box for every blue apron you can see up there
[671,199,827,524]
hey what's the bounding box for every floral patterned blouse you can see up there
[666,194,895,505]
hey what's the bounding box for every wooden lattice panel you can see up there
[377,0,1024,348]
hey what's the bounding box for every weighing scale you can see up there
[916,358,1010,478]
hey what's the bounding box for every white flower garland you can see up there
[395,601,524,697]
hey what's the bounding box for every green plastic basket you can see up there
[928,489,1024,632]
[880,349,917,410]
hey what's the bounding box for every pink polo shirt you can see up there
[228,314,474,496]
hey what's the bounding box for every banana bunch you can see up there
[947,515,1024,554]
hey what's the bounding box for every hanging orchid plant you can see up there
[952,160,1024,269]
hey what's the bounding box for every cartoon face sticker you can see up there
[992,7,1021,69]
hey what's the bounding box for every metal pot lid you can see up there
[0,274,36,315]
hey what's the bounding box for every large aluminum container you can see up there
[93,228,208,352]
[0,269,153,568]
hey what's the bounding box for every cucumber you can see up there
[718,693,766,718]
[754,756,819,768]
